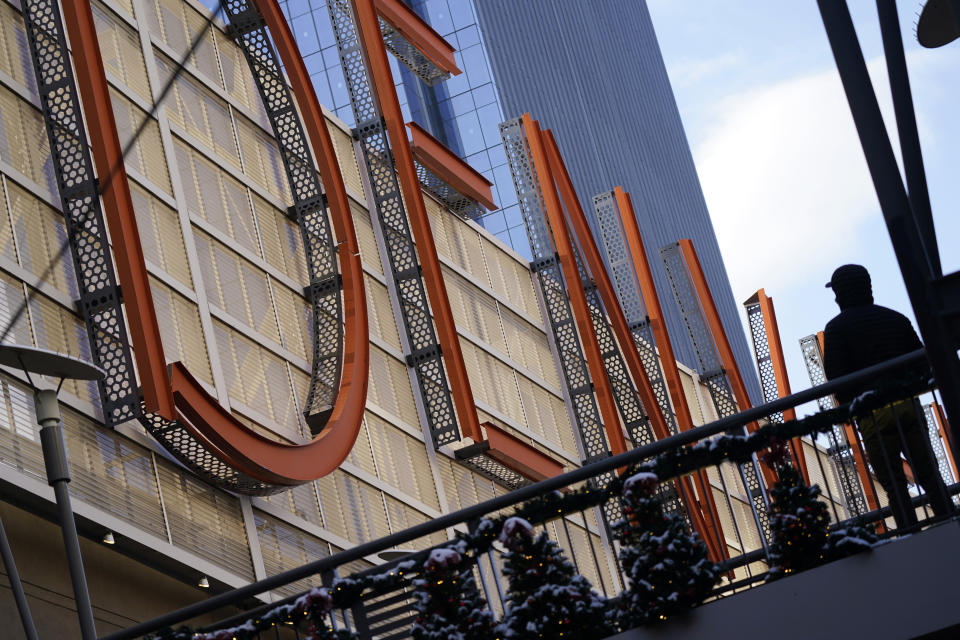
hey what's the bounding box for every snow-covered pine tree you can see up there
[613,472,718,629]
[496,517,611,639]
[411,542,495,640]
[764,443,831,579]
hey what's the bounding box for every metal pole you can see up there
[817,0,960,472]
[35,389,97,640]
[0,512,38,640]
[875,0,940,277]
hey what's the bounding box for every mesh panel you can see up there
[443,265,507,354]
[0,85,56,196]
[129,181,193,287]
[0,4,37,91]
[7,181,78,298]
[367,346,418,426]
[365,412,440,510]
[364,274,401,349]
[252,193,308,282]
[150,275,213,383]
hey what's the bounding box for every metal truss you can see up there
[223,0,343,435]
[593,191,678,436]
[455,442,530,490]
[21,0,139,426]
[800,334,869,516]
[498,118,619,524]
[328,0,460,447]
[923,403,955,486]
[660,242,772,544]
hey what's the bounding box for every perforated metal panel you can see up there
[222,0,342,435]
[800,334,868,515]
[21,0,139,427]
[328,0,460,448]
[498,118,620,524]
[594,190,677,436]
[378,17,451,86]
[923,404,955,486]
[660,242,771,543]
[415,161,486,220]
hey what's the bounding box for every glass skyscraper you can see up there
[268,0,760,395]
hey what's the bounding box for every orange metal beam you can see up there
[482,422,565,481]
[62,0,175,420]
[69,0,371,483]
[614,188,728,563]
[407,121,496,210]
[373,0,460,75]
[539,132,721,560]
[678,239,776,489]
[353,0,482,442]
[755,289,811,485]
[522,115,626,457]
[542,131,669,441]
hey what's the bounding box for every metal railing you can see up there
[104,348,957,639]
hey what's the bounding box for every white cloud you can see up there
[693,61,894,304]
[668,52,744,88]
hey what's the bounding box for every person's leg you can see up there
[862,409,916,528]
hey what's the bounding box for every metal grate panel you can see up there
[923,404,955,486]
[800,333,869,515]
[21,0,139,426]
[498,118,619,523]
[328,0,460,447]
[660,242,771,543]
[223,0,342,435]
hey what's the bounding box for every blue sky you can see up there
[646,1,960,409]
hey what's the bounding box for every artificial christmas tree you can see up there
[764,444,831,579]
[613,472,718,629]
[496,517,611,639]
[411,542,495,640]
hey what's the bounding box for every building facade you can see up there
[270,0,759,396]
[0,0,835,635]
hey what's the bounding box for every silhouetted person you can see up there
[822,264,951,528]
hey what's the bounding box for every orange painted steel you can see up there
[542,131,669,442]
[482,422,565,481]
[353,0,483,443]
[521,115,627,457]
[68,0,371,483]
[540,132,720,556]
[373,0,460,75]
[678,239,778,488]
[932,402,958,480]
[62,0,175,420]
[407,121,496,210]
[755,289,811,485]
[614,188,728,562]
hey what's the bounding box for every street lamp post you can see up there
[0,345,105,640]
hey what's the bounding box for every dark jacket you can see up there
[822,275,922,405]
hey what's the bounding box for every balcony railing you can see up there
[105,348,958,639]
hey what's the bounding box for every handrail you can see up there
[101,348,929,639]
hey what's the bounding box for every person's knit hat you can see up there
[825,264,872,295]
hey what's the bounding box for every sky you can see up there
[646,1,960,412]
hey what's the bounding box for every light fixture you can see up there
[102,532,115,545]
[198,577,210,589]
[377,549,415,562]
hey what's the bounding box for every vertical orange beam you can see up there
[522,115,627,456]
[540,133,721,561]
[352,0,482,441]
[756,289,811,485]
[62,0,176,419]
[679,239,776,491]
[616,189,727,562]
[932,402,958,481]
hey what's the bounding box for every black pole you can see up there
[875,0,940,277]
[817,0,960,472]
[0,513,38,640]
[36,390,97,640]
